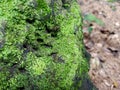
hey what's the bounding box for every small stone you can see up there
[115,22,120,27]
[90,57,101,70]
[104,80,111,87]
[99,11,103,15]
[91,53,98,57]
[99,69,106,78]
[96,43,103,48]
[107,34,120,49]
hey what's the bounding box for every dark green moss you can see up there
[0,0,89,90]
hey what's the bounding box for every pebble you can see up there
[115,22,120,27]
[99,11,103,15]
[91,53,98,57]
[99,69,106,78]
[96,43,103,48]
[104,80,111,87]
[90,57,101,70]
[107,34,120,49]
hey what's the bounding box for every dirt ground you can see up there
[78,0,120,90]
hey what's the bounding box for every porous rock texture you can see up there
[0,0,90,90]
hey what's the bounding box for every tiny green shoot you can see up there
[84,14,104,26]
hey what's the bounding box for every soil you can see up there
[78,0,120,90]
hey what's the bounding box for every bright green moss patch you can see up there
[25,53,46,75]
[0,0,90,90]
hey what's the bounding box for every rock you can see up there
[90,57,101,70]
[95,43,103,48]
[115,22,120,27]
[99,69,107,78]
[104,80,111,87]
[0,0,90,90]
[107,33,120,49]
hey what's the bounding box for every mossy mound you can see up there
[0,0,89,90]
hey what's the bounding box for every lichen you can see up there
[0,0,89,90]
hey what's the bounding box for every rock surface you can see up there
[0,0,90,90]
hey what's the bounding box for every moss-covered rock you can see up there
[0,0,89,90]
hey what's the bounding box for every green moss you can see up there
[0,0,89,90]
[25,53,46,75]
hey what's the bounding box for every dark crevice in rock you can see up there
[36,38,44,42]
[35,32,40,37]
[23,43,28,49]
[45,25,60,37]
[32,46,39,51]
[79,78,98,90]
[18,67,26,73]
[9,63,18,77]
[26,18,35,24]
[42,44,52,48]
[51,52,65,63]
[61,0,71,9]
[45,25,60,33]
[28,0,38,8]
[51,32,57,37]
[17,87,25,90]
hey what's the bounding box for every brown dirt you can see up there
[78,0,120,90]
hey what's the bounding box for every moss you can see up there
[0,0,89,90]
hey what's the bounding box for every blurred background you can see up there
[78,0,120,90]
